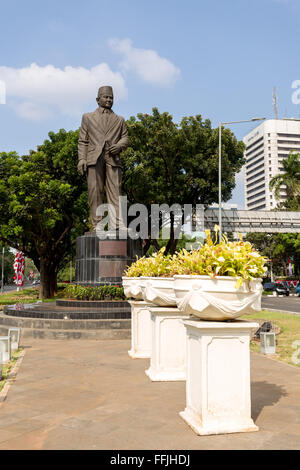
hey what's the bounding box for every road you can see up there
[0,283,36,294]
[0,284,299,314]
[261,294,300,314]
[0,284,18,294]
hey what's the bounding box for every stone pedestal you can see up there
[145,307,189,382]
[0,336,11,363]
[180,319,259,436]
[128,301,152,359]
[76,232,142,286]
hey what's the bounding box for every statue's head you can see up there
[96,86,113,109]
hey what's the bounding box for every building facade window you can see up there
[248,198,266,208]
[244,121,300,210]
[247,190,265,202]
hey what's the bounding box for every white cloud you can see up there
[109,38,180,87]
[16,101,53,120]
[0,39,180,120]
[0,62,127,120]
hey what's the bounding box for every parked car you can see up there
[32,280,40,285]
[263,282,289,296]
[296,284,300,297]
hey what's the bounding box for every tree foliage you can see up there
[245,232,300,278]
[0,244,15,284]
[0,109,246,297]
[246,153,300,278]
[121,108,245,253]
[269,152,300,205]
[0,129,89,298]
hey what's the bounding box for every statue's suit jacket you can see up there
[78,107,129,168]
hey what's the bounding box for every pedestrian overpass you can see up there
[203,209,300,233]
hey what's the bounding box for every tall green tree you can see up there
[24,257,39,280]
[269,152,300,207]
[0,130,89,298]
[272,233,300,277]
[245,233,284,278]
[266,152,300,275]
[122,108,245,254]
[245,232,300,278]
[0,244,15,285]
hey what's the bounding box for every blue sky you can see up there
[1,0,300,207]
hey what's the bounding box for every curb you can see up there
[0,349,26,404]
[262,308,300,316]
[265,294,299,297]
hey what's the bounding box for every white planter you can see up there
[145,307,189,381]
[8,328,21,351]
[0,336,11,363]
[122,276,145,301]
[128,300,152,359]
[180,319,259,436]
[174,275,262,321]
[141,277,176,307]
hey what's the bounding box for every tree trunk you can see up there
[142,239,151,256]
[165,212,179,255]
[282,259,287,278]
[39,258,58,299]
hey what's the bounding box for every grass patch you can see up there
[0,288,40,306]
[0,348,23,393]
[241,309,300,367]
[0,284,66,307]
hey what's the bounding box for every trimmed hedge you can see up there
[64,284,125,301]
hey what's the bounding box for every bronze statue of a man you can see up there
[78,86,129,230]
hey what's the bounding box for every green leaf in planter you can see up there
[126,227,267,286]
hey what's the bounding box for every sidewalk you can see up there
[0,338,299,450]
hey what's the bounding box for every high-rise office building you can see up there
[243,119,300,210]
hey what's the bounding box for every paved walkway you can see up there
[0,338,299,450]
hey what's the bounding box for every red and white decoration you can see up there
[276,279,299,287]
[13,251,25,286]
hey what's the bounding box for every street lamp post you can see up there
[218,117,266,242]
[1,247,4,294]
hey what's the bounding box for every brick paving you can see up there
[0,338,299,449]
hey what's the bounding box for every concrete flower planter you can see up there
[174,275,262,321]
[122,277,145,301]
[141,277,176,307]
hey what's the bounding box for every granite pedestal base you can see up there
[180,319,259,436]
[76,231,142,286]
[2,300,132,340]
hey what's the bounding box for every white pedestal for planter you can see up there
[0,336,11,363]
[128,301,153,359]
[8,328,21,351]
[145,307,189,381]
[180,319,259,435]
